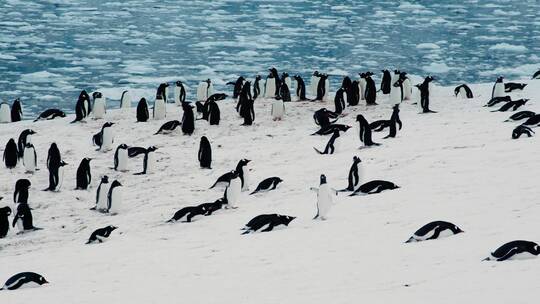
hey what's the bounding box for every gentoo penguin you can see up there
[14,179,31,204]
[136,98,149,122]
[521,114,540,127]
[313,73,329,101]
[207,99,220,125]
[225,171,241,208]
[279,79,291,102]
[1,272,48,290]
[72,90,91,123]
[237,81,252,114]
[174,81,186,105]
[153,96,166,120]
[198,136,212,169]
[364,72,377,105]
[75,158,92,190]
[92,92,106,119]
[454,84,473,98]
[314,130,341,155]
[484,240,540,261]
[0,206,11,238]
[181,102,195,135]
[23,143,37,173]
[312,124,351,136]
[86,225,118,244]
[311,174,337,220]
[196,79,213,101]
[309,71,321,96]
[356,115,380,147]
[340,156,362,192]
[167,205,210,223]
[358,73,367,101]
[401,72,412,100]
[114,144,129,171]
[485,96,511,107]
[334,87,346,114]
[241,214,295,234]
[197,198,225,216]
[389,76,404,104]
[211,169,234,191]
[17,129,36,159]
[380,70,391,94]
[94,175,109,211]
[154,120,181,135]
[127,146,152,158]
[12,203,40,232]
[505,82,527,92]
[156,83,169,103]
[405,221,463,243]
[505,111,536,122]
[491,76,505,98]
[293,75,307,101]
[492,99,529,112]
[249,177,283,195]
[210,159,251,189]
[268,68,281,97]
[11,98,22,122]
[512,125,534,139]
[45,160,67,192]
[341,76,352,106]
[3,138,18,169]
[264,73,276,98]
[240,98,255,126]
[271,98,285,121]
[416,76,436,113]
[227,76,245,99]
[370,104,402,133]
[134,146,158,175]
[120,90,131,108]
[313,108,339,128]
[533,69,540,79]
[106,180,122,214]
[0,102,11,123]
[92,122,115,151]
[33,109,65,122]
[46,142,61,171]
[349,180,399,196]
[253,75,262,100]
[281,72,292,90]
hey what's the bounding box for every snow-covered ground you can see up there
[0,79,539,303]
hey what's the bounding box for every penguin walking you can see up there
[311,174,337,220]
[75,158,92,190]
[86,225,118,244]
[153,96,166,120]
[72,90,91,123]
[293,75,307,101]
[174,81,186,105]
[389,77,404,104]
[46,142,61,170]
[196,79,213,101]
[356,115,380,147]
[12,203,41,232]
[114,144,129,171]
[416,76,436,113]
[11,98,23,122]
[340,156,362,192]
[106,180,122,214]
[207,99,220,125]
[154,120,181,135]
[0,102,12,123]
[136,98,149,122]
[14,179,31,204]
[0,206,11,238]
[94,175,109,211]
[23,143,37,173]
[313,73,329,101]
[92,92,106,119]
[491,76,505,99]
[181,102,195,135]
[271,98,285,121]
[3,138,18,169]
[406,221,463,243]
[225,171,241,208]
[484,240,540,261]
[250,177,283,195]
[92,122,115,152]
[314,130,341,155]
[1,272,48,290]
[18,129,36,159]
[454,84,473,99]
[45,160,67,192]
[198,136,212,169]
[120,90,131,109]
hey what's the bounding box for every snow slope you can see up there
[0,79,539,303]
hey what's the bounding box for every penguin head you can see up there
[359,72,366,78]
[353,156,362,163]
[103,122,115,128]
[391,183,400,190]
[108,225,118,231]
[320,174,327,185]
[355,114,366,123]
[38,275,49,285]
[282,215,296,225]
[276,177,284,183]
[496,76,504,82]
[119,144,128,149]
[205,79,211,84]
[101,175,109,183]
[255,75,261,81]
[27,129,37,135]
[79,90,90,100]
[426,76,434,82]
[175,80,182,86]
[83,157,92,163]
[533,245,540,255]
[172,120,181,127]
[59,161,68,167]
[92,92,102,99]
[268,67,278,75]
[454,226,464,234]
[313,71,320,76]
[111,180,122,188]
[147,146,158,152]
[0,206,11,216]
[59,111,66,118]
[16,178,31,190]
[240,159,251,166]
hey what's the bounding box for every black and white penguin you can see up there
[356,115,380,147]
[454,84,474,99]
[45,160,67,192]
[14,179,31,204]
[207,99,220,125]
[293,75,307,101]
[491,76,505,98]
[0,206,11,238]
[23,143,37,173]
[253,75,262,100]
[380,69,391,94]
[512,125,534,139]
[240,98,255,126]
[485,96,511,107]
[389,76,405,105]
[156,82,169,103]
[222,171,241,208]
[279,79,291,102]
[505,111,536,122]
[136,98,149,122]
[92,92,106,119]
[334,87,346,114]
[416,76,436,113]
[198,136,212,169]
[3,138,18,169]
[33,109,66,122]
[106,180,122,214]
[370,104,402,134]
[311,174,337,220]
[120,90,131,109]
[309,71,321,97]
[405,221,463,243]
[313,108,339,128]
[17,129,36,159]
[0,102,11,123]
[196,79,213,101]
[94,175,109,211]
[349,180,399,196]
[75,158,92,190]
[86,225,118,244]
[46,142,61,170]
[364,72,377,105]
[237,81,252,114]
[72,90,91,123]
[1,272,48,290]
[181,102,195,135]
[313,73,329,101]
[340,156,362,192]
[250,177,283,195]
[114,144,129,171]
[167,205,210,223]
[127,146,151,158]
[268,67,282,98]
[521,114,540,127]
[358,73,367,101]
[227,76,245,99]
[174,81,186,105]
[484,240,540,261]
[153,96,166,120]
[271,98,285,121]
[241,214,295,234]
[11,98,23,122]
[92,122,115,152]
[400,72,412,100]
[134,146,158,175]
[311,124,351,136]
[314,130,341,155]
[210,159,251,189]
[197,199,225,216]
[341,76,352,105]
[348,80,360,106]
[492,99,528,112]
[154,120,181,135]
[12,203,40,232]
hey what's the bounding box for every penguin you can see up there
[207,99,220,125]
[333,87,346,114]
[484,240,540,261]
[174,81,186,105]
[454,84,473,98]
[106,180,122,214]
[313,108,339,128]
[512,125,534,139]
[3,138,18,169]
[0,206,11,238]
[17,129,36,159]
[210,159,251,189]
[279,80,291,102]
[491,76,505,98]
[94,175,109,211]
[249,177,283,195]
[1,272,48,290]
[198,136,212,169]
[120,90,131,109]
[135,146,158,175]
[33,109,66,122]
[370,104,402,133]
[127,146,153,158]
[12,203,40,232]
[380,69,391,94]
[253,75,262,100]
[348,80,360,106]
[293,75,307,101]
[309,71,321,96]
[356,114,380,147]
[196,79,213,101]
[45,160,67,192]
[199,198,225,216]
[281,72,292,90]
[268,67,281,97]
[505,111,536,122]
[72,90,91,123]
[533,69,540,79]
[154,120,181,135]
[46,142,61,171]
[264,73,276,98]
[313,73,329,101]
[521,114,540,127]
[492,99,528,112]
[405,221,464,243]
[75,158,92,190]
[92,122,115,151]
[401,72,412,100]
[340,156,362,192]
[240,98,255,126]
[86,225,118,244]
[156,82,169,103]
[349,180,399,196]
[237,81,252,114]
[241,214,295,234]
[136,98,149,122]
[311,124,351,136]
[153,96,166,120]
[114,144,129,171]
[11,98,22,122]
[167,204,211,223]
[389,76,404,104]
[314,130,341,155]
[485,96,512,107]
[225,171,241,208]
[0,102,11,123]
[271,98,285,121]
[92,92,106,119]
[358,73,367,101]
[227,76,245,99]
[364,72,377,105]
[13,179,31,204]
[341,76,352,101]
[416,76,436,113]
[181,102,195,135]
[311,174,337,220]
[23,143,37,173]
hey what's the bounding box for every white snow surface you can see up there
[1,79,540,303]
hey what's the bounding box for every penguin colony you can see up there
[1,67,540,290]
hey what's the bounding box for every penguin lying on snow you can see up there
[504,82,527,92]
[34,109,66,122]
[250,177,283,195]
[349,180,399,196]
[521,114,540,127]
[154,120,181,135]
[505,111,535,122]
[241,214,295,234]
[492,99,528,112]
[86,225,118,244]
[512,125,534,139]
[485,96,511,107]
[484,240,540,261]
[406,221,463,243]
[167,199,225,223]
[1,272,48,290]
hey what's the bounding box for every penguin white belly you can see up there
[83,100,90,118]
[359,79,366,100]
[154,98,166,120]
[403,79,412,100]
[316,184,333,220]
[459,87,467,99]
[227,178,241,207]
[174,86,181,105]
[97,186,109,210]
[309,76,319,96]
[389,87,401,104]
[285,77,292,89]
[117,149,128,171]
[242,168,250,192]
[196,83,207,101]
[121,92,132,109]
[146,152,155,174]
[264,79,276,98]
[23,148,36,173]
[271,99,285,119]
[55,167,64,191]
[207,83,214,97]
[0,104,11,123]
[109,190,122,214]
[493,83,505,98]
[101,128,114,152]
[508,251,538,260]
[323,79,330,101]
[93,97,106,119]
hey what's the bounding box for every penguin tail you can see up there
[85,240,92,244]
[405,237,414,243]
[167,218,175,223]
[249,190,258,195]
[241,230,251,235]
[33,118,39,122]
[482,257,491,261]
[313,147,324,154]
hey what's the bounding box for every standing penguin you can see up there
[253,75,262,100]
[181,102,195,135]
[271,98,285,121]
[227,76,245,99]
[92,122,115,152]
[358,73,367,101]
[92,92,106,119]
[225,171,241,208]
[75,158,92,190]
[198,136,212,169]
[45,160,67,192]
[357,114,380,147]
[94,175,109,211]
[0,206,11,238]
[334,87,346,114]
[23,143,37,173]
[12,203,40,232]
[492,76,505,99]
[314,74,329,101]
[11,98,22,122]
[3,138,18,169]
[120,90,131,109]
[264,73,276,98]
[106,180,122,214]
[46,142,61,170]
[416,76,436,113]
[311,174,337,220]
[137,146,157,175]
[340,156,362,192]
[174,81,186,105]
[380,70,391,94]
[136,98,149,122]
[197,79,213,101]
[293,75,307,101]
[207,99,221,125]
[156,83,169,103]
[114,144,129,171]
[237,81,252,114]
[240,99,255,126]
[401,72,412,100]
[389,77,404,105]
[153,96,166,120]
[279,80,291,102]
[364,72,377,105]
[72,90,91,123]
[0,102,12,123]
[269,68,281,97]
[14,179,31,204]
[314,130,341,155]
[17,129,36,159]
